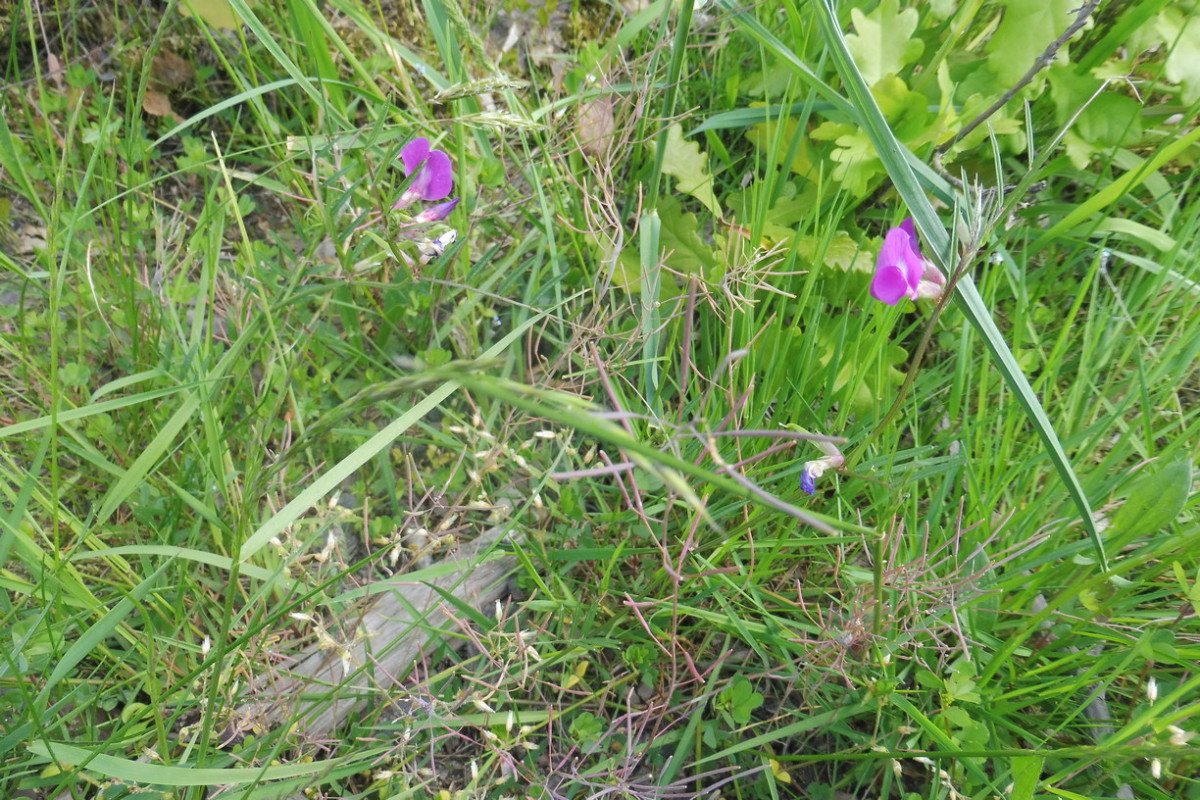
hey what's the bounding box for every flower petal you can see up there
[916,261,947,300]
[413,197,460,223]
[872,221,925,304]
[801,466,817,496]
[896,227,924,290]
[899,217,919,256]
[870,265,912,305]
[401,137,431,176]
[415,149,453,201]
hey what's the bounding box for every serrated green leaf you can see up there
[827,130,883,197]
[662,123,721,217]
[872,76,936,145]
[1047,65,1101,126]
[986,0,1077,88]
[1061,130,1095,170]
[796,231,874,274]
[1157,8,1200,103]
[658,194,721,278]
[816,323,906,416]
[1108,458,1192,544]
[1047,66,1146,165]
[1077,93,1144,147]
[610,196,720,299]
[746,112,816,179]
[844,0,924,86]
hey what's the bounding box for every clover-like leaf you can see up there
[717,676,765,725]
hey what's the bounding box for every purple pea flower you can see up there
[413,197,460,224]
[870,218,946,305]
[801,465,818,496]
[394,137,455,211]
[800,441,845,496]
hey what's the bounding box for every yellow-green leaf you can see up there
[844,0,924,86]
[662,123,721,217]
[179,0,240,29]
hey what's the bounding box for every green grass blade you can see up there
[1031,124,1200,250]
[0,112,48,218]
[432,371,853,535]
[36,559,173,703]
[90,312,262,530]
[150,77,301,147]
[717,1,853,116]
[0,386,187,439]
[225,0,329,112]
[27,740,388,786]
[645,0,698,210]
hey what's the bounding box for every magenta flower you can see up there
[394,137,455,210]
[870,218,946,305]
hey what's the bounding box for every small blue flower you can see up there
[801,464,818,496]
[800,451,844,497]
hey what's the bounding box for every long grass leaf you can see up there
[225,0,328,111]
[26,740,387,786]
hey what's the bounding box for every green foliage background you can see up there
[0,0,1197,799]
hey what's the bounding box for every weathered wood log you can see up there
[225,526,518,745]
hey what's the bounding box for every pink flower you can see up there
[870,218,945,305]
[393,137,455,210]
